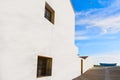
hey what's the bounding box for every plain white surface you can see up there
[0,0,81,80]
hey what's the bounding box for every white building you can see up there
[0,0,80,80]
[80,56,94,74]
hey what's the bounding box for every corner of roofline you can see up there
[70,0,75,13]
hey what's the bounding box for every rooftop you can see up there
[73,66,120,80]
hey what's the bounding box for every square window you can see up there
[37,56,52,77]
[45,7,51,21]
[44,2,55,24]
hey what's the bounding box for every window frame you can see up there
[37,56,52,78]
[44,2,55,24]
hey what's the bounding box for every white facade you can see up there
[0,0,80,80]
[81,57,94,73]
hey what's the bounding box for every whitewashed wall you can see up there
[0,0,80,80]
[81,57,94,73]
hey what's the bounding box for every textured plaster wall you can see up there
[0,0,80,80]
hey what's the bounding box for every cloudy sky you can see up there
[71,0,120,56]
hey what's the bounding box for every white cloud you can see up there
[91,52,120,65]
[75,36,89,40]
[75,31,87,36]
[75,31,90,40]
[91,52,120,57]
[76,0,120,35]
[98,0,113,6]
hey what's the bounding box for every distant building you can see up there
[0,0,80,80]
[80,56,94,74]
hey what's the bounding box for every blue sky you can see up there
[71,0,120,56]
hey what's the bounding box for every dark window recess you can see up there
[45,8,51,21]
[44,2,55,24]
[37,56,52,77]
